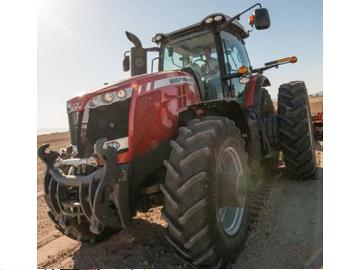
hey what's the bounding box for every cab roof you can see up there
[156,13,249,41]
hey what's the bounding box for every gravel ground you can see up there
[37,133,323,268]
[232,169,323,268]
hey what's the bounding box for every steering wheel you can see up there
[193,58,211,75]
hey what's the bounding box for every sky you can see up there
[38,0,322,131]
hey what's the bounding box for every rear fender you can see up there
[245,74,271,108]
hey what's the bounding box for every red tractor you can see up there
[38,3,316,267]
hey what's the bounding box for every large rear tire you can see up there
[161,116,253,267]
[278,81,316,179]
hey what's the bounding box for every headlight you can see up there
[89,96,99,108]
[102,92,114,103]
[214,15,223,22]
[117,89,127,99]
[205,17,213,24]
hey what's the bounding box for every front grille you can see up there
[67,99,130,157]
[68,111,83,146]
[85,100,130,144]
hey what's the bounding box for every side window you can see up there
[220,31,250,101]
[163,48,185,70]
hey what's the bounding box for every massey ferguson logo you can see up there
[70,101,82,112]
[169,77,193,84]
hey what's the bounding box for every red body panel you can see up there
[244,76,257,107]
[67,71,200,164]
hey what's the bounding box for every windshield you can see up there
[160,30,224,100]
[161,30,217,73]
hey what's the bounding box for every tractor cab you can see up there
[123,4,271,102]
[158,21,251,101]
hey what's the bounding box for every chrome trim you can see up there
[103,137,129,151]
[54,156,98,168]
[71,145,79,156]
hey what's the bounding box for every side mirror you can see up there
[254,8,270,30]
[123,55,130,72]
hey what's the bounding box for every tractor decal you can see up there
[153,76,195,90]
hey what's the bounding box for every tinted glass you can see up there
[220,31,250,101]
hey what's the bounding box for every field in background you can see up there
[273,95,323,115]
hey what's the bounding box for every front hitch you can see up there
[38,141,131,234]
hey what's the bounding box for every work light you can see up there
[205,17,213,24]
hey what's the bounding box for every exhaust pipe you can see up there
[125,31,143,48]
[124,31,147,76]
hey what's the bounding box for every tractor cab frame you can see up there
[157,15,252,102]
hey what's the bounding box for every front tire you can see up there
[161,116,253,267]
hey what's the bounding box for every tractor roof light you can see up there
[214,15,223,22]
[155,35,162,41]
[205,17,214,24]
[152,34,163,43]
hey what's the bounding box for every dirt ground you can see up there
[37,133,323,269]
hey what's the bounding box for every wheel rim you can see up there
[216,146,246,236]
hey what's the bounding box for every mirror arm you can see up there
[217,3,262,32]
[252,65,277,74]
[222,73,249,81]
[223,56,297,79]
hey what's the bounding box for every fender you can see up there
[178,98,251,142]
[244,74,271,108]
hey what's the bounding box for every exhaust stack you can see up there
[124,31,147,76]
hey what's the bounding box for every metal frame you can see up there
[38,142,132,234]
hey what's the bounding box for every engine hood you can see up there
[66,71,192,113]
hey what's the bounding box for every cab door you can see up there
[219,31,251,102]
